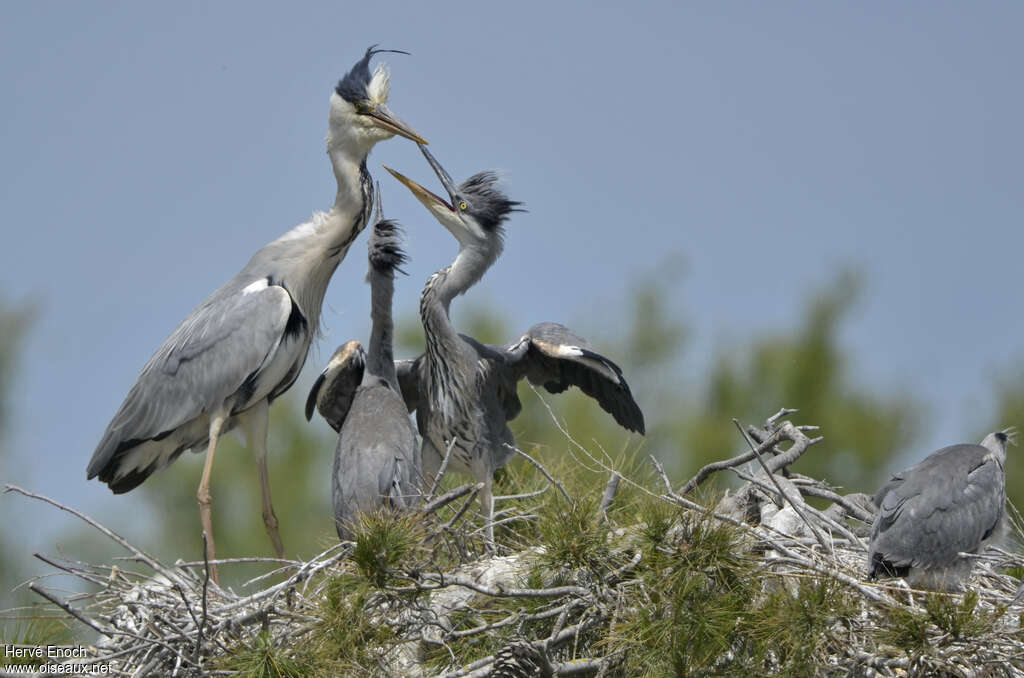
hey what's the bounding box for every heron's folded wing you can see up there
[88,284,293,477]
[503,322,646,435]
[305,341,365,432]
[871,446,1005,568]
[395,356,423,413]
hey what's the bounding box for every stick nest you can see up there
[6,407,1024,677]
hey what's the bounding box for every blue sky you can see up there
[2,3,1023,548]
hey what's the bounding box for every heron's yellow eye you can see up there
[459,201,468,211]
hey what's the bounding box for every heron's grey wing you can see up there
[870,445,1005,573]
[88,283,294,480]
[503,322,646,434]
[305,341,365,432]
[871,472,905,523]
[333,384,420,540]
[396,355,423,413]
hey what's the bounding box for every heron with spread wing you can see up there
[310,145,645,543]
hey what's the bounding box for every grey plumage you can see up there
[868,429,1013,591]
[380,146,645,541]
[309,218,420,540]
[86,47,425,567]
[305,341,366,432]
[87,255,319,494]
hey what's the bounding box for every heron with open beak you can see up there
[376,146,645,543]
[87,47,426,579]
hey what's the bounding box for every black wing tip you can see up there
[102,467,151,494]
[631,412,647,436]
[597,359,645,435]
[87,438,151,493]
[615,397,646,435]
[306,372,326,422]
[867,553,908,580]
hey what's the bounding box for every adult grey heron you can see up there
[86,47,426,573]
[378,146,646,541]
[868,429,1014,591]
[305,216,420,540]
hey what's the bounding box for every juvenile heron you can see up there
[305,216,420,540]
[86,47,426,572]
[382,146,646,541]
[868,429,1014,591]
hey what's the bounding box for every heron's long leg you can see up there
[198,410,227,584]
[480,475,495,548]
[242,400,284,557]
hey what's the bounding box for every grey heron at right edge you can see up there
[379,146,646,544]
[86,46,426,580]
[869,428,1014,591]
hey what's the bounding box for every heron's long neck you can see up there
[420,246,497,349]
[365,269,398,388]
[980,433,1009,467]
[266,152,374,335]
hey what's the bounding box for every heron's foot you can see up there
[263,509,285,558]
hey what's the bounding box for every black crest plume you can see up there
[335,45,410,103]
[368,219,408,274]
[459,172,525,232]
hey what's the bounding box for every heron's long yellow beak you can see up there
[366,105,428,145]
[383,165,454,213]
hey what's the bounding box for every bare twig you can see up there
[443,485,483,531]
[732,418,830,550]
[504,443,574,507]
[5,485,189,589]
[422,483,482,515]
[427,438,458,499]
[28,583,109,637]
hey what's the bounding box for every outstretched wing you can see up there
[88,280,296,485]
[503,322,645,434]
[306,341,366,432]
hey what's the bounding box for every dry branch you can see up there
[5,408,1024,677]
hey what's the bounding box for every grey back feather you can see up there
[333,384,419,540]
[869,435,1009,588]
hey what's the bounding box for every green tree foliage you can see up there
[0,298,32,452]
[0,297,33,607]
[671,270,920,493]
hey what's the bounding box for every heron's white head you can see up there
[383,146,523,254]
[980,427,1016,466]
[327,46,426,159]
